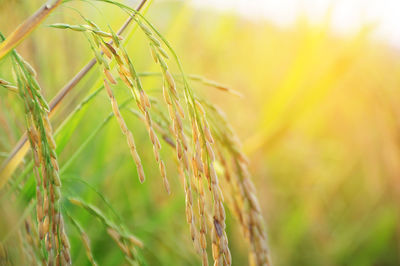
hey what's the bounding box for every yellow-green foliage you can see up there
[1,0,400,266]
[169,5,400,266]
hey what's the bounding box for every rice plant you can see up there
[0,0,270,265]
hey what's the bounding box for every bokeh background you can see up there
[1,0,400,265]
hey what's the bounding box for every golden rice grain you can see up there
[140,90,151,109]
[203,121,214,144]
[162,85,172,105]
[43,216,49,235]
[195,100,205,116]
[103,69,117,84]
[164,70,177,96]
[206,142,215,162]
[150,45,158,63]
[160,160,171,194]
[61,231,70,250]
[100,44,112,59]
[175,100,185,119]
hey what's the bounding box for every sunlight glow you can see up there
[190,0,400,47]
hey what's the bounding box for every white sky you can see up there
[190,0,400,47]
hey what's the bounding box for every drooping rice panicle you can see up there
[80,22,171,193]
[200,100,271,265]
[114,6,236,264]
[10,50,70,265]
[103,78,145,183]
[0,2,271,265]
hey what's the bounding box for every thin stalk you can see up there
[0,0,63,60]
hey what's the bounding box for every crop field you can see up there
[0,0,399,265]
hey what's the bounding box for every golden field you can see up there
[0,0,399,265]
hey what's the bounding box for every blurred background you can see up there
[1,0,400,265]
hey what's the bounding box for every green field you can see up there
[1,0,399,265]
